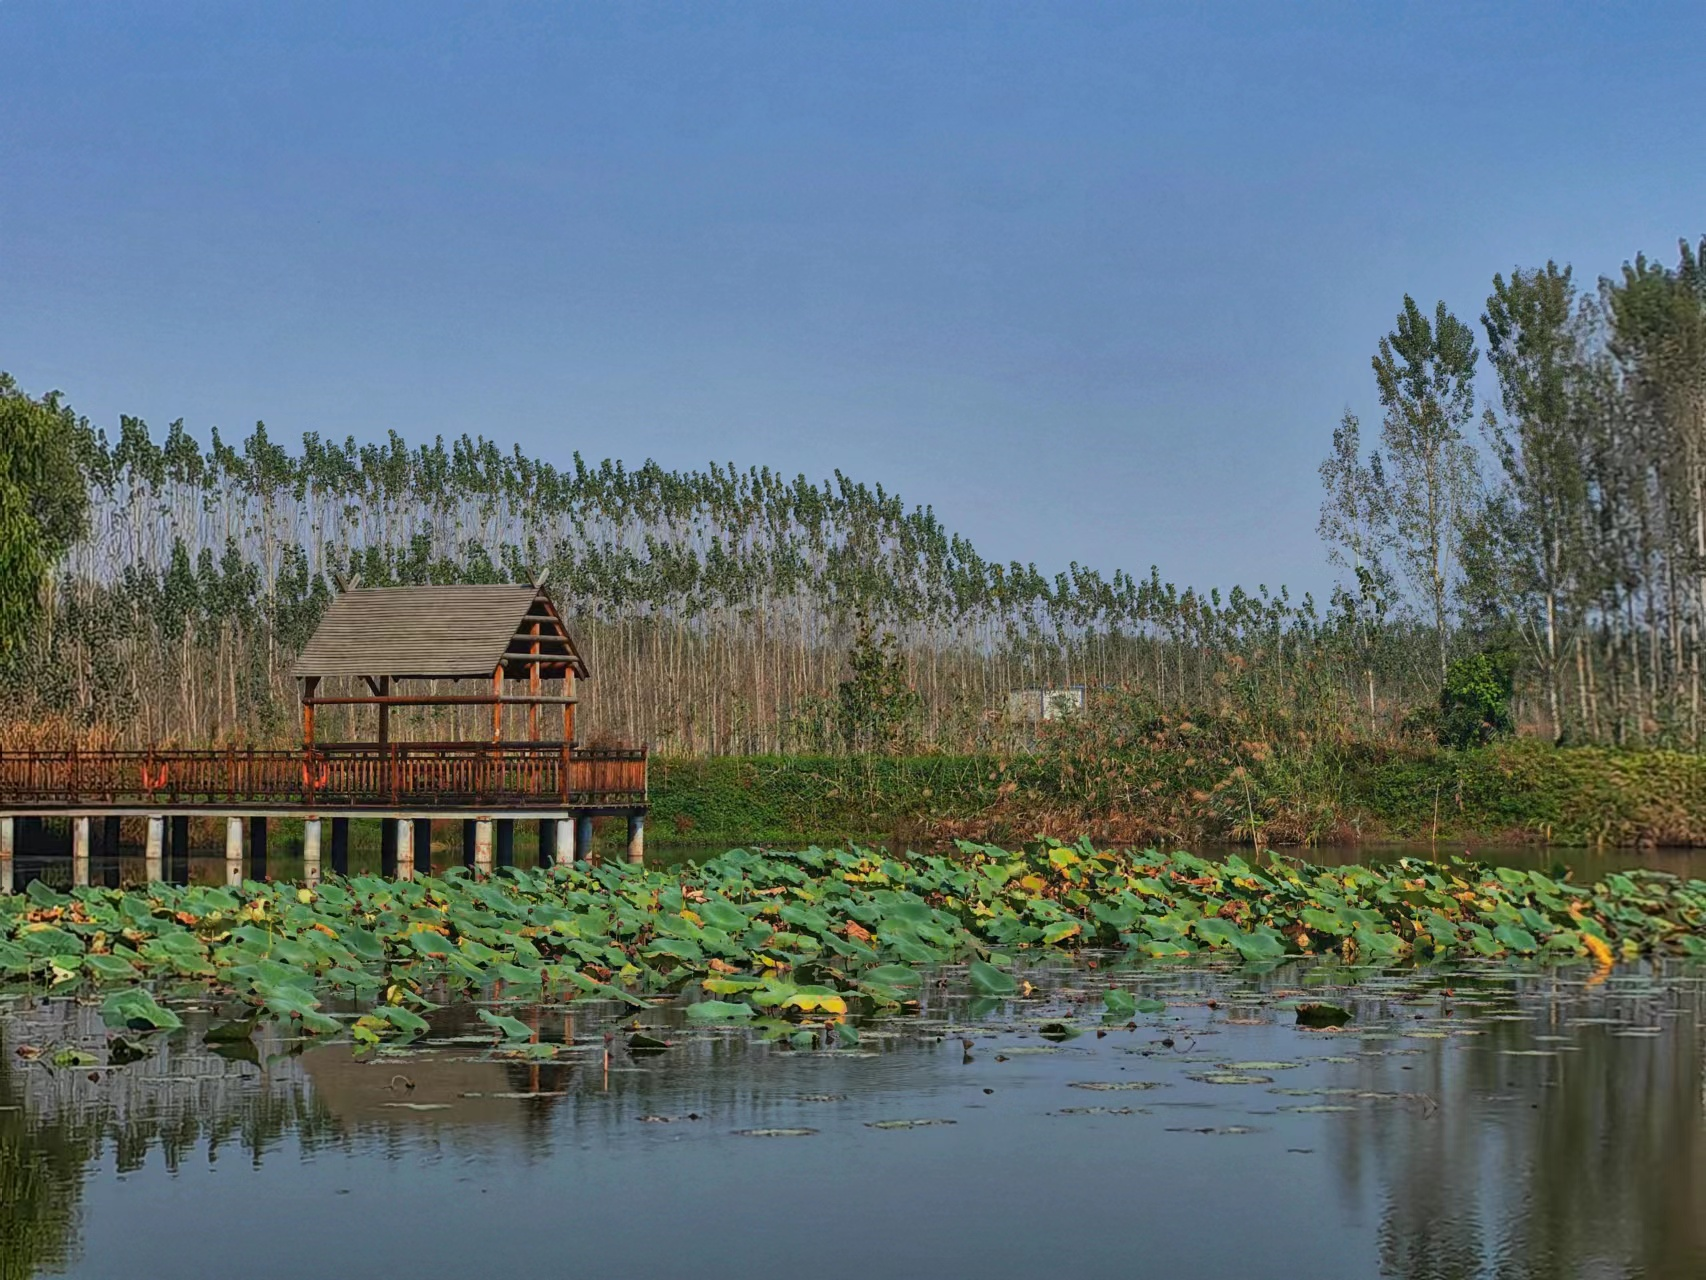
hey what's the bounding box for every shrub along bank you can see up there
[649,742,1706,850]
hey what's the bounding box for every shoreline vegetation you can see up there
[3,842,1700,1050]
[650,740,1706,852]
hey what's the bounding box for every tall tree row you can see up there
[1323,237,1706,746]
[5,234,1704,755]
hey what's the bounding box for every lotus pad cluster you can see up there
[1,840,1702,1039]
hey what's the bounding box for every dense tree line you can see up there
[1,234,1702,754]
[1322,237,1706,746]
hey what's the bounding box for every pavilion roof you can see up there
[292,584,589,681]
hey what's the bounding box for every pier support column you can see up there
[575,814,595,864]
[413,818,433,876]
[0,817,13,895]
[330,817,350,876]
[144,817,164,884]
[225,817,244,887]
[474,819,494,875]
[302,818,322,886]
[495,819,515,869]
[248,816,268,881]
[395,818,414,881]
[170,815,190,884]
[461,819,477,868]
[380,819,398,877]
[556,818,576,866]
[72,817,92,887]
[626,815,645,866]
[537,818,556,869]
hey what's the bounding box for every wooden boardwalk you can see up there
[0,743,646,814]
[0,744,648,892]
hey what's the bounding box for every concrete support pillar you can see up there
[474,819,494,875]
[302,818,322,887]
[0,817,13,895]
[537,818,556,869]
[225,816,244,887]
[413,818,433,876]
[395,818,414,880]
[575,814,595,863]
[380,819,398,877]
[496,819,515,869]
[248,816,268,880]
[330,817,350,876]
[555,818,575,866]
[145,816,164,884]
[72,816,92,887]
[626,814,645,866]
[461,819,477,868]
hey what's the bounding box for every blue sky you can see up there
[3,2,1701,599]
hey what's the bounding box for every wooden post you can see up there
[528,621,541,741]
[474,819,494,875]
[496,818,514,868]
[564,672,576,744]
[396,818,414,881]
[1,817,14,894]
[555,817,575,866]
[377,675,391,745]
[302,676,320,746]
[413,818,433,876]
[330,817,350,876]
[491,666,504,742]
[302,818,322,886]
[72,817,92,888]
[225,817,244,887]
[626,814,645,866]
[145,817,164,884]
[248,815,268,880]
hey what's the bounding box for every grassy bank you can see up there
[651,742,1706,850]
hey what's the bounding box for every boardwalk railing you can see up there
[0,744,647,811]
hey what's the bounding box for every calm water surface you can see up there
[5,950,1706,1280]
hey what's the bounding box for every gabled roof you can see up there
[293,585,589,681]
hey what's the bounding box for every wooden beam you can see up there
[491,666,503,742]
[303,694,579,706]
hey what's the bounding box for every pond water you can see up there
[5,951,1705,1279]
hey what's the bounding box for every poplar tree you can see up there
[1371,297,1482,680]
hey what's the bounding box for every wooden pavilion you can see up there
[294,582,591,747]
[0,582,648,891]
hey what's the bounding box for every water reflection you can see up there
[2,961,1704,1279]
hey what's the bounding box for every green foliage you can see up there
[0,375,90,659]
[836,619,921,753]
[2,843,1699,1047]
[1436,650,1517,748]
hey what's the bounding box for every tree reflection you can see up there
[1336,970,1706,1278]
